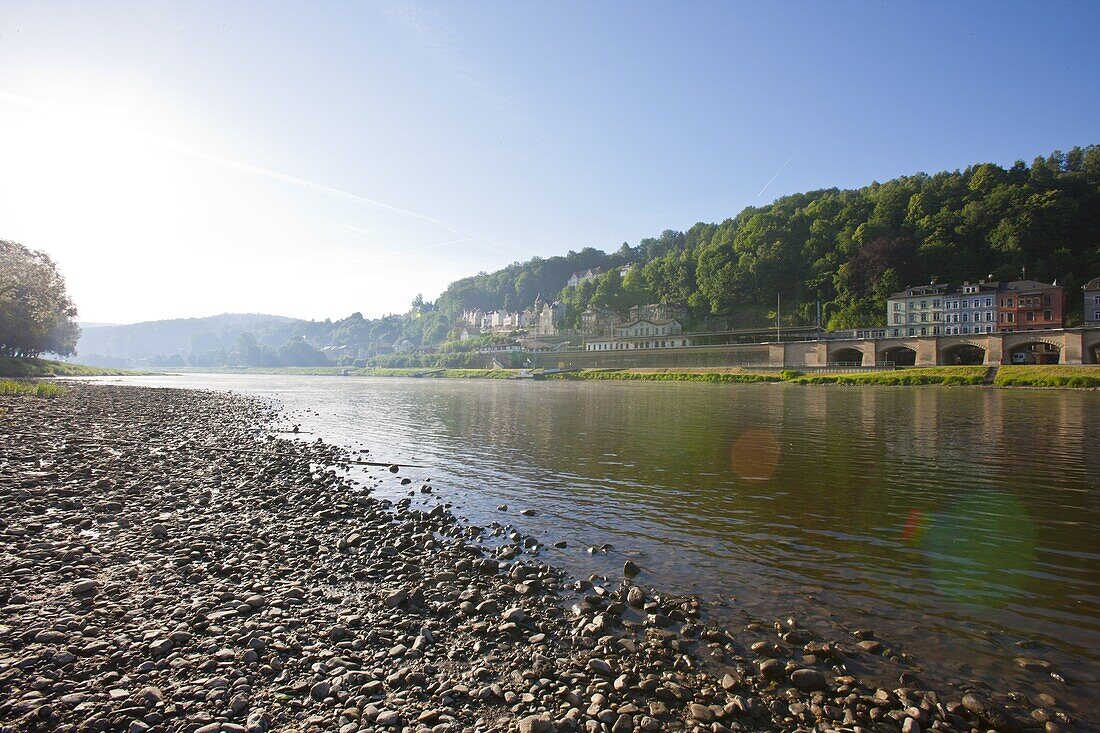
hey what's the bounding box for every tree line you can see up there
[437,145,1100,330]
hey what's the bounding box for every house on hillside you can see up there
[566,268,602,288]
[533,295,563,336]
[628,302,688,324]
[580,307,620,337]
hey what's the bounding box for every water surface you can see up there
[90,374,1100,717]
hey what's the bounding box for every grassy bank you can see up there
[994,365,1100,388]
[788,366,989,386]
[0,379,67,398]
[545,368,783,383]
[0,357,134,378]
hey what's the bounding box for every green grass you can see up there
[789,366,988,386]
[0,357,134,378]
[994,365,1100,388]
[545,369,782,384]
[0,379,67,398]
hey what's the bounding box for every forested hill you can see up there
[436,145,1100,329]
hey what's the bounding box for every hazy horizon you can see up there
[2,1,1098,324]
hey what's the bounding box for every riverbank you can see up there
[140,364,1100,388]
[0,356,137,378]
[0,383,1078,733]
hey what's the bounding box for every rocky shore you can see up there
[0,384,1081,733]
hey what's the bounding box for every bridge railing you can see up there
[794,361,896,372]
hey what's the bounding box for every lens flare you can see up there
[730,427,780,480]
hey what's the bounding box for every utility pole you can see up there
[776,293,781,343]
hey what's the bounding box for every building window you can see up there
[908,328,915,336]
[894,302,901,311]
[1007,313,1015,323]
[1044,295,1051,305]
[1026,312,1035,322]
[920,327,927,336]
[933,299,940,308]
[1044,310,1052,321]
[985,298,992,307]
[920,313,927,322]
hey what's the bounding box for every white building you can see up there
[585,319,689,351]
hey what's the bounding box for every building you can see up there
[1084,277,1100,325]
[886,283,950,337]
[533,295,563,336]
[996,280,1065,332]
[566,268,602,288]
[585,319,686,351]
[580,306,620,337]
[628,302,689,323]
[942,281,998,335]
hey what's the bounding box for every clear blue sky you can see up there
[1,0,1097,323]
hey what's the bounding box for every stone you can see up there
[71,579,98,595]
[689,703,715,723]
[758,658,785,680]
[517,714,554,733]
[375,710,401,726]
[588,658,613,676]
[623,560,641,577]
[790,668,826,692]
[309,681,331,701]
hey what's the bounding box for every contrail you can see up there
[0,88,533,259]
[338,233,479,265]
[756,132,812,199]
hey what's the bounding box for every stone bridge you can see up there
[777,327,1100,366]
[529,327,1100,369]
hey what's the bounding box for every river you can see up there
[87,374,1100,719]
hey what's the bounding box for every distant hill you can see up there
[76,313,311,366]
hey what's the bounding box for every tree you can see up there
[0,240,81,358]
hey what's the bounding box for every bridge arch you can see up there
[828,346,865,365]
[1083,331,1100,364]
[880,345,917,366]
[1004,339,1061,365]
[941,342,987,365]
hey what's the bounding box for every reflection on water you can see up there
[90,374,1100,716]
